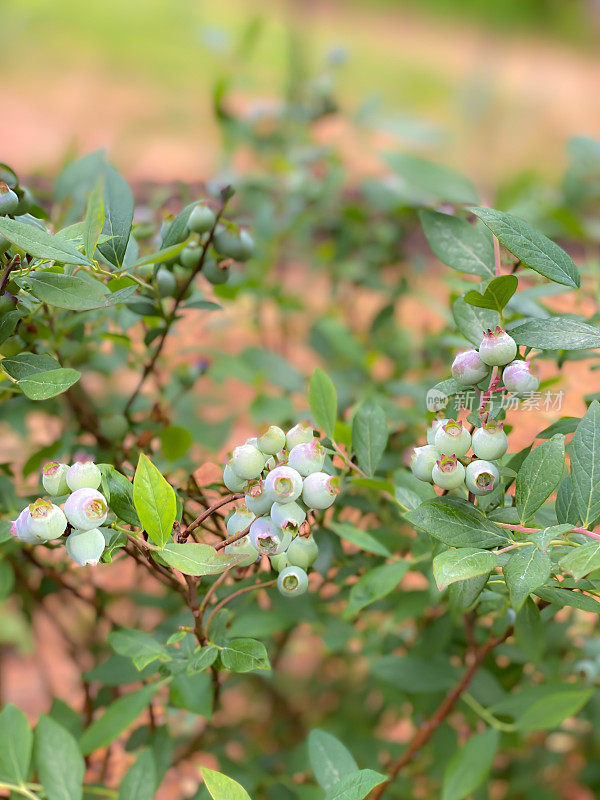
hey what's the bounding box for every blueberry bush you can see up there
[1,130,600,800]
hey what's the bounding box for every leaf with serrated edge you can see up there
[570,401,600,527]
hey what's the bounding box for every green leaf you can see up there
[351,403,388,476]
[99,465,140,527]
[470,207,580,288]
[510,317,600,350]
[133,453,177,548]
[464,275,518,313]
[535,586,600,612]
[560,542,600,580]
[407,498,509,548]
[128,240,189,270]
[372,654,458,692]
[187,646,219,674]
[108,629,170,670]
[324,769,387,800]
[433,548,497,590]
[328,521,391,557]
[118,750,157,800]
[219,638,271,672]
[309,368,337,438]
[514,597,545,662]
[345,561,409,617]
[515,434,565,522]
[452,296,500,346]
[516,688,593,732]
[158,542,240,576]
[169,672,213,717]
[419,209,494,277]
[83,178,105,259]
[35,716,84,800]
[570,400,600,527]
[556,474,581,526]
[97,165,134,267]
[0,216,92,266]
[16,272,108,311]
[0,310,22,345]
[386,153,478,205]
[441,729,498,800]
[1,352,80,400]
[503,545,551,611]
[79,684,161,755]
[161,202,198,249]
[200,767,252,800]
[308,729,358,791]
[0,704,32,785]
[448,572,490,610]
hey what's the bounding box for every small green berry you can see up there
[434,420,471,458]
[277,566,309,597]
[270,500,306,534]
[270,552,291,573]
[410,445,440,483]
[224,534,259,567]
[66,461,102,492]
[99,414,129,440]
[226,507,255,536]
[471,421,508,460]
[188,203,216,234]
[66,528,106,566]
[202,258,229,285]
[26,499,68,541]
[285,423,314,450]
[302,472,340,510]
[465,460,499,495]
[264,466,303,504]
[479,327,518,367]
[64,489,108,530]
[502,360,539,397]
[180,245,203,270]
[245,480,272,516]
[223,463,247,492]
[0,182,18,216]
[286,535,318,570]
[431,455,466,490]
[42,462,69,496]
[288,440,326,477]
[257,425,286,455]
[451,349,490,386]
[156,268,177,298]
[230,444,266,480]
[249,516,292,555]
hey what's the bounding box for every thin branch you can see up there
[204,579,276,638]
[182,493,244,539]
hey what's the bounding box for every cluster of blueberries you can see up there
[222,423,341,597]
[411,326,539,492]
[11,462,108,565]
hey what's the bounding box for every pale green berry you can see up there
[472,421,509,460]
[42,462,69,496]
[203,258,229,285]
[465,460,499,495]
[502,360,539,397]
[427,419,449,446]
[257,425,286,455]
[451,349,490,386]
[67,461,102,492]
[302,472,340,510]
[230,444,266,480]
[156,268,177,297]
[188,203,216,234]
[226,507,255,536]
[286,535,318,570]
[479,326,518,367]
[224,534,259,567]
[249,516,292,555]
[270,500,306,534]
[277,566,309,597]
[213,226,254,261]
[288,440,326,476]
[434,420,471,458]
[100,414,129,440]
[410,445,440,483]
[26,499,68,541]
[245,481,272,516]
[574,659,599,683]
[264,466,303,504]
[223,463,247,492]
[64,488,108,530]
[180,245,203,269]
[0,182,18,215]
[285,422,314,450]
[13,507,40,543]
[66,528,105,566]
[431,455,466,490]
[270,552,291,573]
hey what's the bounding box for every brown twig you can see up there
[182,493,244,539]
[0,253,20,295]
[204,579,277,638]
[368,626,513,800]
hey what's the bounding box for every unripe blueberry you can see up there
[156,268,177,297]
[431,455,466,490]
[434,420,471,458]
[472,421,509,460]
[224,534,259,567]
[286,535,318,570]
[223,463,247,492]
[302,472,340,510]
[465,460,500,495]
[99,414,129,441]
[203,259,229,285]
[66,461,102,492]
[288,440,326,477]
[180,245,202,269]
[0,182,18,216]
[230,444,266,480]
[235,229,255,261]
[13,507,41,543]
[427,418,449,446]
[285,423,314,451]
[27,499,68,541]
[249,516,292,555]
[257,425,286,455]
[270,500,306,534]
[270,552,291,573]
[64,488,108,530]
[226,507,255,536]
[410,445,440,483]
[277,565,309,597]
[245,481,272,516]
[502,360,540,397]
[451,349,490,386]
[213,227,254,261]
[188,203,216,234]
[42,462,69,496]
[66,528,105,566]
[478,326,518,367]
[574,659,599,684]
[264,466,303,504]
